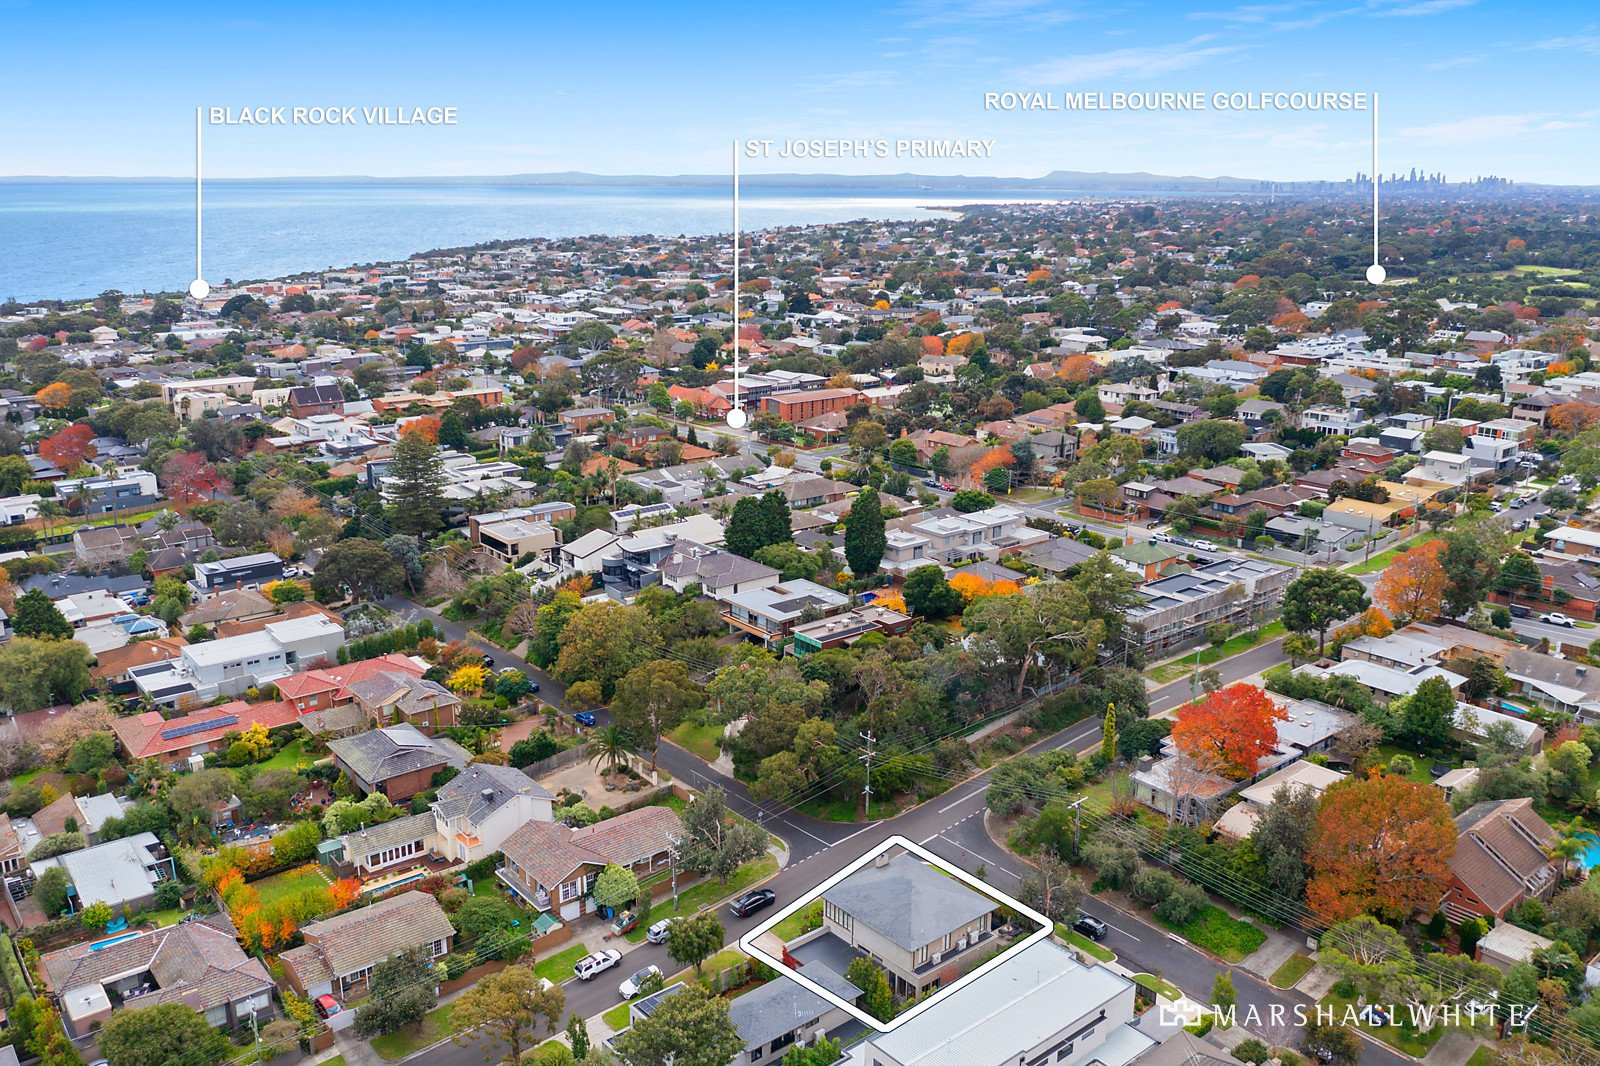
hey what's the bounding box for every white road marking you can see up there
[938,787,986,813]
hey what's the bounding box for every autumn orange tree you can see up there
[1373,540,1448,623]
[948,571,1021,604]
[1306,773,1456,923]
[402,416,442,443]
[34,382,72,411]
[1549,402,1600,435]
[1169,683,1285,780]
[160,451,224,508]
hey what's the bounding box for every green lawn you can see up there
[1054,923,1115,963]
[532,944,590,984]
[1320,989,1443,1057]
[1374,744,1458,783]
[796,794,907,822]
[774,901,823,942]
[321,1058,347,1066]
[1146,622,1286,684]
[1132,973,1181,1000]
[601,1003,632,1032]
[1269,953,1315,989]
[1463,1045,1499,1066]
[667,722,724,763]
[624,855,779,943]
[1155,905,1266,963]
[369,1003,456,1060]
[7,766,46,788]
[471,875,499,897]
[673,948,749,986]
[1344,532,1438,575]
[253,738,311,773]
[252,865,329,907]
[141,907,188,928]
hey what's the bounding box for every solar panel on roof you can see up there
[160,714,238,741]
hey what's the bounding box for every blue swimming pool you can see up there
[88,931,142,951]
[1575,834,1600,870]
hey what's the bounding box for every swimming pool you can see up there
[1575,834,1600,870]
[88,931,142,951]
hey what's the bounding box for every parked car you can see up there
[480,654,496,668]
[619,964,662,999]
[314,994,343,1018]
[573,711,598,727]
[1073,914,1109,941]
[574,949,623,981]
[645,917,681,944]
[1510,604,1533,618]
[1542,612,1576,627]
[729,889,776,918]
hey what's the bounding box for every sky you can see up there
[3,0,1598,184]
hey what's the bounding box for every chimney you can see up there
[874,852,890,869]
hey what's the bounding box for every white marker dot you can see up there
[189,278,211,300]
[726,407,748,429]
[1365,264,1387,285]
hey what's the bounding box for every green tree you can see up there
[589,724,633,775]
[784,1036,843,1066]
[33,866,71,917]
[566,1014,590,1061]
[1395,674,1457,749]
[386,430,448,536]
[311,537,405,603]
[98,1002,230,1066]
[677,786,767,883]
[592,863,642,912]
[611,982,744,1066]
[1280,568,1368,652]
[66,732,116,774]
[449,964,564,1066]
[552,602,664,698]
[754,542,821,581]
[610,659,701,772]
[1176,419,1246,463]
[1101,705,1117,762]
[79,900,114,931]
[846,958,895,1022]
[666,911,725,975]
[1301,1023,1362,1066]
[1211,970,1236,1012]
[1438,516,1508,618]
[950,489,994,513]
[902,564,962,620]
[725,495,771,558]
[354,946,439,1038]
[1544,741,1594,806]
[12,589,73,639]
[451,895,522,944]
[844,487,887,575]
[438,410,471,450]
[1282,632,1316,665]
[0,636,93,711]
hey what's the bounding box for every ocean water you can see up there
[0,181,1066,303]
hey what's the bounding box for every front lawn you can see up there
[1464,1046,1498,1066]
[1054,923,1115,963]
[532,944,590,984]
[252,864,329,907]
[369,1003,456,1060]
[623,855,779,943]
[667,722,724,763]
[1320,989,1442,1058]
[1132,973,1181,1001]
[1155,905,1265,963]
[1146,622,1285,684]
[1345,532,1438,575]
[1270,953,1315,989]
[774,901,823,942]
[601,1003,632,1032]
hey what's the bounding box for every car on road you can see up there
[1510,604,1533,618]
[1073,914,1109,941]
[645,917,681,944]
[1490,501,1505,513]
[1542,612,1576,627]
[480,654,496,668]
[573,711,597,727]
[574,949,623,981]
[729,889,776,918]
[619,964,662,999]
[940,481,956,491]
[923,477,941,488]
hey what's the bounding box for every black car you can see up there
[480,654,495,668]
[729,889,776,918]
[1073,914,1109,941]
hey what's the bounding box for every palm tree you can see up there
[1548,823,1592,885]
[590,724,632,775]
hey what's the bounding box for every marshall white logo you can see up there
[1159,1001,1539,1030]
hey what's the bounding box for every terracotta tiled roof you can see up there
[274,653,424,704]
[112,699,298,761]
[286,890,454,983]
[90,637,188,681]
[501,806,681,890]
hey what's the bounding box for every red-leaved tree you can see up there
[161,451,223,507]
[1306,773,1456,923]
[1169,683,1285,780]
[39,423,98,471]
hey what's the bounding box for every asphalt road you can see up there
[377,592,1366,1064]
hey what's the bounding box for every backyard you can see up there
[251,864,329,907]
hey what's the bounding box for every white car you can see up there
[645,917,680,944]
[573,949,623,981]
[619,964,662,999]
[1542,612,1576,628]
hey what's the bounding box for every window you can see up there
[560,880,581,902]
[1055,1045,1074,1061]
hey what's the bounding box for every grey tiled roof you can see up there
[822,854,996,952]
[327,724,463,785]
[728,964,861,1051]
[41,914,271,1015]
[288,890,454,983]
[433,763,553,823]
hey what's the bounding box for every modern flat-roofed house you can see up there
[28,833,177,914]
[191,552,285,595]
[129,614,346,705]
[720,579,850,649]
[850,940,1149,1066]
[813,853,997,998]
[497,806,681,921]
[791,605,915,657]
[472,517,561,565]
[326,723,470,803]
[1442,798,1559,923]
[55,470,161,515]
[41,915,273,1038]
[281,890,454,1001]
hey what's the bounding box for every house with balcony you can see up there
[28,833,177,914]
[799,852,997,999]
[1299,405,1370,437]
[497,806,681,921]
[472,516,561,566]
[127,614,345,705]
[281,890,454,1002]
[1127,557,1294,656]
[720,579,850,649]
[903,505,1048,567]
[54,469,161,514]
[1442,798,1559,923]
[791,604,915,657]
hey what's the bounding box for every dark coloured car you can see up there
[729,889,776,918]
[573,711,598,727]
[1073,914,1109,941]
[480,654,496,668]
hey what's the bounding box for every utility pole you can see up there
[667,835,681,912]
[859,729,876,820]
[1069,796,1086,857]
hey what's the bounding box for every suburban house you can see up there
[347,671,461,734]
[1442,798,1560,923]
[790,604,915,657]
[720,579,851,649]
[127,614,345,705]
[334,763,556,875]
[281,890,455,1001]
[1213,761,1347,842]
[112,699,299,768]
[55,470,161,514]
[272,652,427,714]
[847,940,1149,1066]
[326,723,471,803]
[28,833,177,914]
[631,967,862,1066]
[41,915,273,1038]
[809,853,997,998]
[287,383,345,418]
[658,545,782,599]
[471,516,561,566]
[497,806,682,921]
[190,552,286,595]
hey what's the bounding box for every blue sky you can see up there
[3,0,1597,183]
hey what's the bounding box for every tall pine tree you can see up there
[386,431,447,537]
[844,487,886,576]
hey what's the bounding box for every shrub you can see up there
[1233,1038,1271,1064]
[1130,867,1178,906]
[1153,881,1208,926]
